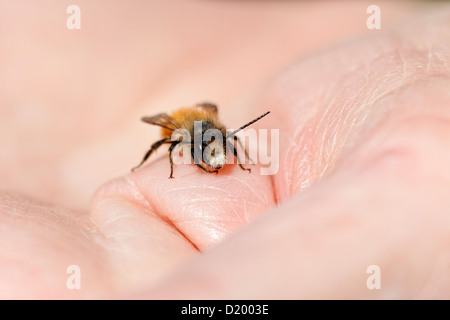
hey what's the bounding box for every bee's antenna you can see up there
[226,111,270,139]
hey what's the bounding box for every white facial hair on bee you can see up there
[194,120,225,169]
[203,135,226,169]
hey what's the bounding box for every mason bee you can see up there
[132,102,270,178]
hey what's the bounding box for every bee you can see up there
[132,102,270,178]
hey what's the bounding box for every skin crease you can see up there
[1,0,450,299]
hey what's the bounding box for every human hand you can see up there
[1,1,449,299]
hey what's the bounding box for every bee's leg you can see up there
[132,138,170,171]
[233,135,254,164]
[168,141,180,179]
[195,163,219,175]
[227,140,251,173]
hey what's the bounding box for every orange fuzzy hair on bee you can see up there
[161,106,225,139]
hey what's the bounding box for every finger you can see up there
[92,156,275,251]
[139,9,450,299]
[141,79,450,300]
[258,8,450,203]
[0,192,111,298]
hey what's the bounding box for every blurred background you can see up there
[0,0,435,210]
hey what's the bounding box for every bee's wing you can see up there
[141,113,180,132]
[195,102,218,114]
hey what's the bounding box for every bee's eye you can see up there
[202,121,211,133]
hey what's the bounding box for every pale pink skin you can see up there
[1,1,450,298]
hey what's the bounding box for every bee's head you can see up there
[192,121,226,170]
[203,139,226,169]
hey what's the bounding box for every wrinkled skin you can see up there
[1,1,450,298]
